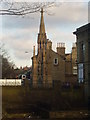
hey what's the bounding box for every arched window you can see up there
[54,58,58,65]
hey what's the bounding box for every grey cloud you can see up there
[45,2,88,25]
[2,2,88,31]
[2,12,40,29]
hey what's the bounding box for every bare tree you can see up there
[0,43,16,78]
[0,0,55,16]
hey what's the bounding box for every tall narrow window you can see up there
[78,63,84,83]
[40,42,41,49]
[82,43,85,62]
[54,58,58,65]
[73,66,77,75]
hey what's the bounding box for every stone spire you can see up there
[38,7,47,53]
[39,8,45,34]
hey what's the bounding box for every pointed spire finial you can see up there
[41,7,43,13]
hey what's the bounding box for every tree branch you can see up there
[0,1,56,16]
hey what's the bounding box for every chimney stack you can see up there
[57,43,65,57]
[47,40,52,50]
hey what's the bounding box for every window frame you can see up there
[54,58,58,65]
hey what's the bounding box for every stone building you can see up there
[65,43,77,84]
[32,8,77,87]
[73,23,90,84]
[73,23,90,102]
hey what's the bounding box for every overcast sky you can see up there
[0,0,89,68]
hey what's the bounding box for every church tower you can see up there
[37,8,47,86]
[32,8,48,87]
